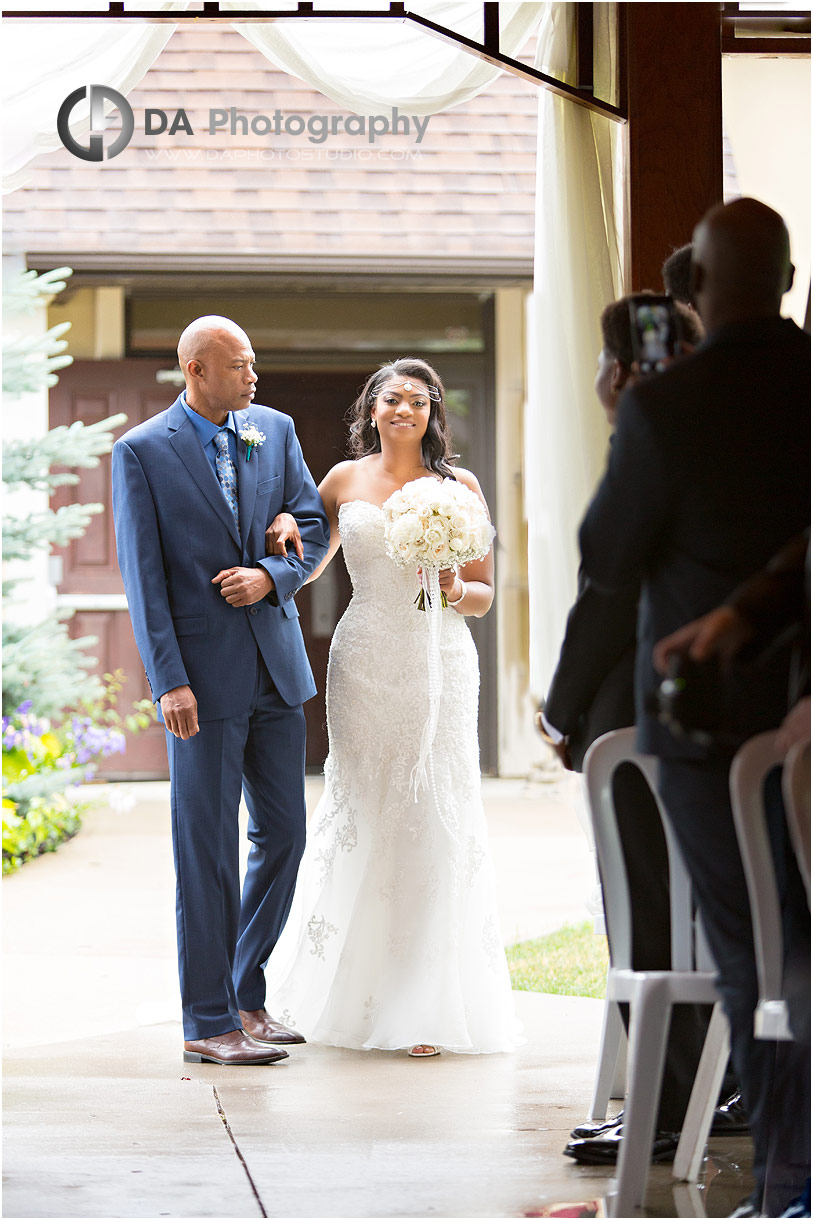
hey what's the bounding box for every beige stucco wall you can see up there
[722,55,810,325]
[494,286,548,777]
[48,287,126,359]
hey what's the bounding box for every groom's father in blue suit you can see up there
[113,316,329,1065]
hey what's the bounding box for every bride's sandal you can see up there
[408,1044,441,1057]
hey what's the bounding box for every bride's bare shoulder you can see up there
[320,461,354,492]
[451,466,483,494]
[321,458,380,512]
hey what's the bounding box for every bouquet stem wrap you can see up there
[410,565,456,836]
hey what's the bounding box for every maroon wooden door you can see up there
[50,361,173,777]
[50,360,360,776]
[253,370,359,767]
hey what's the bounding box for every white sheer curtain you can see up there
[525,1,624,699]
[1,1,189,193]
[3,3,542,189]
[226,2,543,114]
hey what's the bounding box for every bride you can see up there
[263,357,521,1056]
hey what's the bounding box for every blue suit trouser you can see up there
[165,652,307,1039]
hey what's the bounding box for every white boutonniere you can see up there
[239,424,266,462]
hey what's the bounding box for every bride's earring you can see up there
[371,418,377,429]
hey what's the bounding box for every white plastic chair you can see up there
[585,982,627,1119]
[782,739,810,903]
[583,728,729,1218]
[729,731,793,1042]
[673,731,811,1186]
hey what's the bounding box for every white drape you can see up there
[2,3,543,191]
[226,2,543,115]
[525,2,623,699]
[1,1,188,193]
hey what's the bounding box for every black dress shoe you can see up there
[563,1122,680,1165]
[570,1110,624,1140]
[571,1091,748,1145]
[711,1090,750,1136]
[728,1192,763,1217]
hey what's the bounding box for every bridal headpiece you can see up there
[369,380,442,403]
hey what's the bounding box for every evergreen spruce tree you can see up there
[2,267,127,717]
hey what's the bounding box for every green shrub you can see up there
[2,793,84,875]
[1,672,154,874]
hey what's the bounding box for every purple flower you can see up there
[16,700,32,715]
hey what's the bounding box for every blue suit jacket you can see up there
[112,395,330,720]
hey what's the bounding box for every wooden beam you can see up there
[624,2,723,291]
[577,3,594,91]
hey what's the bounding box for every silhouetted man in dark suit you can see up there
[579,199,810,1215]
[540,298,740,1166]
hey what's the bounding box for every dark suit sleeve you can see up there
[579,389,674,593]
[112,439,190,704]
[726,530,809,647]
[544,571,640,737]
[255,416,330,604]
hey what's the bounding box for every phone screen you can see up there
[628,296,678,374]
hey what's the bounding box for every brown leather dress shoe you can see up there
[238,1008,306,1045]
[183,1028,289,1065]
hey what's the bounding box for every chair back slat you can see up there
[584,727,695,974]
[729,731,786,1006]
[782,739,811,903]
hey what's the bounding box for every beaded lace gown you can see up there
[263,499,522,1052]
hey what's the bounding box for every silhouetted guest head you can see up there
[595,293,702,428]
[662,244,694,305]
[691,197,794,333]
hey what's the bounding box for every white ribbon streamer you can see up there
[410,566,459,841]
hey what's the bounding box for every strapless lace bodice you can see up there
[337,498,464,621]
[263,497,522,1054]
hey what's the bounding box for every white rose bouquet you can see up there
[382,476,495,610]
[382,477,495,830]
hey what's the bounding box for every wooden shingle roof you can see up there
[4,24,538,271]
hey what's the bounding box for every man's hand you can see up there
[533,709,574,770]
[212,566,274,606]
[653,605,755,675]
[265,513,303,560]
[160,685,199,739]
[551,738,575,771]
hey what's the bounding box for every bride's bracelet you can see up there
[446,579,467,607]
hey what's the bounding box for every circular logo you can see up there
[57,85,135,162]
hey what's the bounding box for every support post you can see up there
[623,3,723,290]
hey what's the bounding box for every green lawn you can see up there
[507,920,609,999]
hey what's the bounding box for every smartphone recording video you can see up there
[628,294,679,375]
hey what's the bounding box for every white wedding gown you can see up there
[263,499,522,1052]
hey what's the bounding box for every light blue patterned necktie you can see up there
[213,430,239,530]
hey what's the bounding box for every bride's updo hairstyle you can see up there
[347,357,457,479]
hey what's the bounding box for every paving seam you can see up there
[212,1085,268,1217]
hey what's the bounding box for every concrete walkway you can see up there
[3,776,754,1218]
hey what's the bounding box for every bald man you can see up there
[113,316,329,1065]
[579,200,810,1215]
